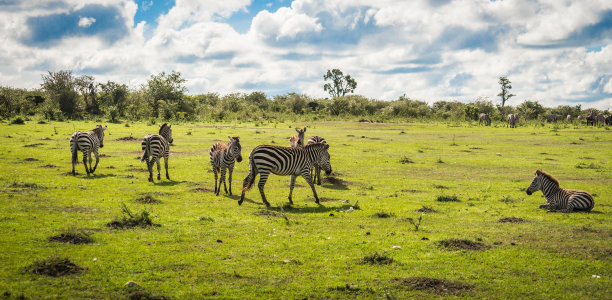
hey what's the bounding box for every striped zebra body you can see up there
[289,127,306,148]
[307,136,327,185]
[526,170,594,212]
[507,113,518,128]
[141,123,173,182]
[239,143,332,207]
[478,113,491,126]
[70,125,107,176]
[210,136,243,195]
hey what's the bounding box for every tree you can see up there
[41,70,80,117]
[75,75,100,115]
[517,100,545,120]
[323,69,357,98]
[497,76,515,108]
[98,81,128,122]
[146,71,187,117]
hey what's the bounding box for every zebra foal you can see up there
[526,170,594,213]
[289,127,306,148]
[70,125,107,176]
[141,123,173,182]
[307,136,327,185]
[210,136,243,195]
[239,143,332,207]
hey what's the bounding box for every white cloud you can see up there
[78,17,96,28]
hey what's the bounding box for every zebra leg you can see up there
[213,168,218,194]
[147,159,154,182]
[228,163,234,195]
[82,152,90,175]
[316,165,322,185]
[539,203,550,209]
[91,149,99,174]
[164,155,170,180]
[156,159,161,180]
[258,173,271,207]
[301,171,320,204]
[219,167,227,196]
[288,175,296,204]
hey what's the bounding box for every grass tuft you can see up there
[498,217,526,223]
[575,162,601,169]
[399,156,414,164]
[10,117,25,125]
[372,212,394,218]
[360,252,395,265]
[49,229,93,244]
[107,203,159,229]
[24,256,83,277]
[436,239,489,251]
[415,206,438,213]
[436,195,460,202]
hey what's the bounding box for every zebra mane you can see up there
[159,123,168,133]
[537,170,559,185]
[231,136,240,142]
[305,142,329,150]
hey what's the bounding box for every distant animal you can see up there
[478,113,491,126]
[239,143,332,207]
[586,112,597,126]
[526,170,594,213]
[596,113,606,127]
[141,123,173,182]
[289,127,306,148]
[605,114,612,125]
[577,115,583,123]
[544,114,564,123]
[70,125,107,176]
[566,115,572,123]
[210,136,243,195]
[506,114,518,128]
[307,136,327,185]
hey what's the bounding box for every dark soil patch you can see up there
[135,195,162,204]
[399,157,414,164]
[255,210,286,218]
[322,176,350,188]
[436,195,460,202]
[24,256,84,277]
[41,164,58,168]
[469,147,484,150]
[328,284,375,295]
[360,252,394,265]
[401,189,422,193]
[433,184,449,189]
[498,217,526,223]
[190,187,214,193]
[48,230,93,244]
[23,157,40,161]
[24,143,45,147]
[395,277,473,295]
[125,286,169,300]
[416,206,438,213]
[128,168,148,172]
[10,182,44,189]
[99,154,111,157]
[459,150,472,153]
[372,212,394,218]
[116,136,138,141]
[437,239,489,251]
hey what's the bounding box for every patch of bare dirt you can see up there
[41,164,58,168]
[24,143,45,147]
[395,277,473,295]
[128,168,148,172]
[116,136,138,141]
[23,158,40,161]
[135,195,162,204]
[415,206,438,213]
[436,239,489,251]
[190,187,214,193]
[498,217,526,223]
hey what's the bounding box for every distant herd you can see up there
[68,123,597,212]
[477,111,612,127]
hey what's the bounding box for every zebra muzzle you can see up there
[236,156,243,162]
[526,190,532,195]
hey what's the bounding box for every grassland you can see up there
[0,120,610,299]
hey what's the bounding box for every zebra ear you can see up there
[228,136,232,142]
[536,170,542,175]
[324,144,329,150]
[295,128,300,133]
[103,125,107,131]
[303,127,307,132]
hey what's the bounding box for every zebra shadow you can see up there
[267,203,354,214]
[152,180,187,186]
[79,173,117,179]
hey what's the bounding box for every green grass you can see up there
[0,120,610,298]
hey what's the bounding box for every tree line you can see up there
[0,70,607,123]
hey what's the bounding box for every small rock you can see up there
[283,259,290,264]
[125,281,140,287]
[216,239,223,243]
[592,275,601,279]
[392,246,401,250]
[496,153,501,156]
[93,257,97,262]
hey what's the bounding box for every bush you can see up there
[10,117,25,124]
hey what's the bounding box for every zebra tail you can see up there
[140,140,149,162]
[71,146,78,164]
[242,156,257,192]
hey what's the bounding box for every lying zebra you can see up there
[239,143,332,207]
[526,170,595,213]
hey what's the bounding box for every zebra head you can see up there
[295,127,306,146]
[159,123,173,144]
[94,125,107,148]
[313,143,332,175]
[526,170,544,195]
[228,136,242,163]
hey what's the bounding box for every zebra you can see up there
[544,114,564,123]
[209,136,243,195]
[289,127,306,148]
[70,125,107,176]
[566,114,572,123]
[478,113,491,126]
[586,112,597,126]
[507,114,518,128]
[307,136,327,185]
[141,123,173,182]
[526,170,595,213]
[238,143,332,207]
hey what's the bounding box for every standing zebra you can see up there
[289,127,306,148]
[70,125,107,176]
[307,136,327,185]
[507,113,518,128]
[238,143,332,207]
[526,170,595,212]
[478,113,491,126]
[141,123,173,182]
[210,136,243,195]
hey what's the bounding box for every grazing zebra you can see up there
[507,114,518,128]
[526,170,595,213]
[596,113,606,127]
[605,114,612,125]
[307,136,327,185]
[478,113,491,126]
[566,114,572,123]
[586,112,597,126]
[544,114,564,123]
[289,127,306,148]
[141,123,173,182]
[210,136,243,195]
[70,125,107,176]
[238,143,332,207]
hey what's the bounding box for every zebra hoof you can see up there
[157,175,161,180]
[148,177,153,182]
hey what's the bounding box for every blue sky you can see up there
[1,0,611,109]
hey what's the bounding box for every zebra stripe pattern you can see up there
[307,136,327,185]
[478,113,491,126]
[289,127,306,148]
[70,125,107,176]
[239,143,332,207]
[526,170,595,212]
[141,123,173,182]
[210,136,243,195]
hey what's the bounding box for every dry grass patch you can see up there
[48,229,93,244]
[437,239,489,251]
[360,252,395,265]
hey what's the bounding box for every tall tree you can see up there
[75,75,100,115]
[41,70,80,117]
[497,76,515,108]
[323,69,357,98]
[146,71,187,117]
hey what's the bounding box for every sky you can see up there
[1,0,611,109]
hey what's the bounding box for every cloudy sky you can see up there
[1,0,611,109]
